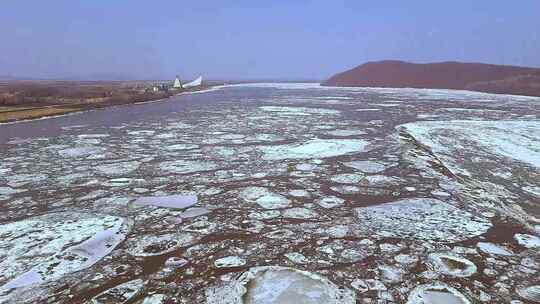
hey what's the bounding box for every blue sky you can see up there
[1,1,539,80]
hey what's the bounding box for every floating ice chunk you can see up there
[289,189,310,197]
[354,198,492,242]
[91,279,144,304]
[316,196,345,209]
[0,213,126,289]
[78,133,109,139]
[239,187,291,209]
[249,210,281,220]
[165,257,188,268]
[128,130,155,136]
[134,195,197,209]
[206,266,355,304]
[127,233,196,257]
[407,283,471,304]
[399,120,540,171]
[517,285,540,303]
[326,129,366,137]
[140,294,167,304]
[7,173,47,187]
[219,133,245,140]
[296,163,317,171]
[325,225,349,238]
[343,160,388,173]
[155,132,176,139]
[285,252,308,264]
[282,207,318,219]
[159,160,219,174]
[394,254,419,266]
[477,242,513,256]
[105,177,135,187]
[252,133,285,142]
[330,173,364,184]
[379,243,401,253]
[340,248,370,263]
[428,252,477,277]
[260,139,370,160]
[379,264,405,283]
[55,172,90,186]
[215,256,246,268]
[355,108,380,112]
[330,185,362,195]
[95,161,140,176]
[0,168,11,177]
[514,234,540,248]
[259,106,340,115]
[181,207,210,218]
[58,146,104,158]
[350,279,386,293]
[164,143,199,151]
[255,195,291,209]
[523,186,540,197]
[166,122,192,129]
[361,175,403,187]
[0,186,23,196]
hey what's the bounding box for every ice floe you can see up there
[427,252,477,277]
[517,285,540,302]
[354,198,492,242]
[343,160,388,173]
[95,161,140,176]
[316,196,345,209]
[205,266,355,304]
[407,283,471,304]
[0,212,126,289]
[259,106,340,115]
[514,233,540,248]
[330,173,364,184]
[477,242,513,256]
[127,233,197,257]
[58,146,104,158]
[399,120,540,172]
[282,207,318,219]
[134,194,198,209]
[159,160,219,174]
[325,129,366,137]
[239,187,291,209]
[214,256,246,268]
[260,139,370,160]
[91,279,144,304]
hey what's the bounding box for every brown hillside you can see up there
[323,60,540,96]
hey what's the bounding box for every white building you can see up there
[173,76,182,88]
[183,76,203,88]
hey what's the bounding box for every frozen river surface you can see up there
[1,83,540,303]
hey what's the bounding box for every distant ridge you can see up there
[323,60,540,97]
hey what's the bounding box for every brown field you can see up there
[0,106,78,122]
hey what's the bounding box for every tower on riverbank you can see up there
[173,76,183,89]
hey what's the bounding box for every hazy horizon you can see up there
[2,1,540,81]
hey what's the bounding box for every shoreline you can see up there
[0,86,215,124]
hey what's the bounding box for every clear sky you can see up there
[1,1,539,80]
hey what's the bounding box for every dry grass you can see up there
[0,106,79,122]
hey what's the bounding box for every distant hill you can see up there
[322,60,540,97]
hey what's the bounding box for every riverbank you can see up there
[0,80,216,123]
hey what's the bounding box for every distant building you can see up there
[149,83,169,93]
[173,76,183,89]
[183,76,203,89]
